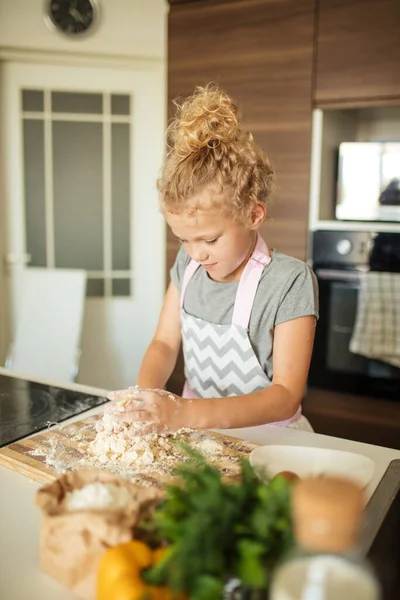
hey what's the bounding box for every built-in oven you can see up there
[308,230,400,400]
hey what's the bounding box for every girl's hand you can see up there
[106,386,189,435]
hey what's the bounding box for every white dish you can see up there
[250,445,375,488]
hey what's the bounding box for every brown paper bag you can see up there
[36,470,162,600]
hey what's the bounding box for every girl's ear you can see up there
[250,202,266,229]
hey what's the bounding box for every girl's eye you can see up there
[205,237,219,245]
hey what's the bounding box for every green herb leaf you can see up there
[191,574,224,600]
[236,539,266,587]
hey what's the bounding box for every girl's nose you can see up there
[192,245,209,263]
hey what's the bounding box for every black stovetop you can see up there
[0,374,108,447]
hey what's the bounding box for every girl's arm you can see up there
[136,282,182,390]
[185,315,316,429]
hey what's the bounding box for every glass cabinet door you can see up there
[22,89,132,297]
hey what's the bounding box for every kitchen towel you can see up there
[350,271,400,368]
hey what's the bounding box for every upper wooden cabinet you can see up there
[315,0,400,106]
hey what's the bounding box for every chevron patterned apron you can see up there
[180,234,310,429]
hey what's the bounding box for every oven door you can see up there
[309,268,400,399]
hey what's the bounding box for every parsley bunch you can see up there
[143,446,294,599]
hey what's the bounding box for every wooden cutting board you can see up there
[0,414,259,487]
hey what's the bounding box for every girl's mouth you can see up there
[202,262,217,270]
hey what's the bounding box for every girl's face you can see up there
[165,192,266,283]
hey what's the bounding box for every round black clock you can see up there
[45,0,99,37]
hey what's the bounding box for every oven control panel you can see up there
[312,231,372,266]
[312,230,400,271]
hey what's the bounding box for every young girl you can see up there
[109,84,318,433]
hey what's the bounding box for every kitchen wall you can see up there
[0,0,168,390]
[0,0,166,60]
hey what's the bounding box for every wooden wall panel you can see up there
[315,0,400,106]
[166,0,315,392]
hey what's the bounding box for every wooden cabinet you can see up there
[315,0,400,106]
[304,388,400,450]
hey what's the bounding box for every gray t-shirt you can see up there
[170,245,319,381]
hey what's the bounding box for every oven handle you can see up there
[315,268,363,282]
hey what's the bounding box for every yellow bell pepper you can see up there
[97,539,171,600]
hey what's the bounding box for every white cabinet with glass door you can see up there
[0,62,166,389]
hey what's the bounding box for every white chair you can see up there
[5,267,87,382]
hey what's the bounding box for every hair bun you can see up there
[168,84,241,158]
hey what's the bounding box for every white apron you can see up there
[180,233,313,430]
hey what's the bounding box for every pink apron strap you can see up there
[269,405,302,426]
[182,380,198,399]
[232,233,271,329]
[180,259,200,308]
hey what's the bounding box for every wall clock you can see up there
[44,0,100,38]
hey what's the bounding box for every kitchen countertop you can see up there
[1,368,400,600]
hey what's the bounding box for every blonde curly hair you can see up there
[158,84,274,223]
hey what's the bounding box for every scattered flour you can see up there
[27,412,254,487]
[196,438,225,455]
[89,412,188,469]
